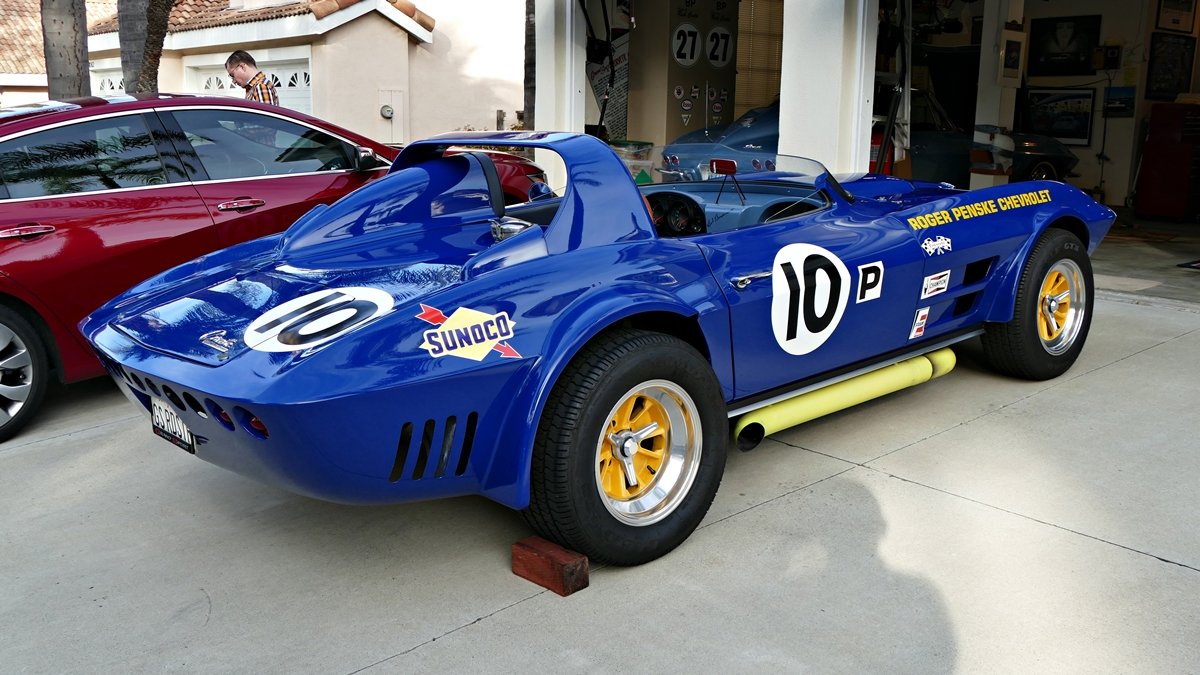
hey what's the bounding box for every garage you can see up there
[535,0,1197,217]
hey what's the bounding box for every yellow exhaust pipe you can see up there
[733,348,956,451]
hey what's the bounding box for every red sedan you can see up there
[0,94,544,441]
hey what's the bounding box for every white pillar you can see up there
[534,0,586,134]
[970,0,1024,190]
[534,0,586,188]
[778,0,879,173]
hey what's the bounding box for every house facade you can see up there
[1,0,116,107]
[84,0,525,142]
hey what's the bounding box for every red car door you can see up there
[0,111,216,376]
[159,107,389,248]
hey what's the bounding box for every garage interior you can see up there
[538,0,1199,217]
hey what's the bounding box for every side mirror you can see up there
[354,146,379,171]
[527,182,554,201]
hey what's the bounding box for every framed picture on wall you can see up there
[1028,15,1101,77]
[1147,31,1197,100]
[998,29,1027,87]
[1157,0,1197,33]
[1025,88,1095,146]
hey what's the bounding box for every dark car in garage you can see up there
[661,90,1079,187]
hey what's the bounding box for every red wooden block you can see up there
[511,536,589,596]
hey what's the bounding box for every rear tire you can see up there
[523,329,727,565]
[0,306,51,443]
[1024,161,1059,182]
[981,229,1092,380]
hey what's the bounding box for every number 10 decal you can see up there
[770,244,851,355]
[245,287,394,352]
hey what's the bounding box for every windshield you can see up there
[642,142,832,187]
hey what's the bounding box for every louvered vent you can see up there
[389,412,479,482]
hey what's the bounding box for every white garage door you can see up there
[195,60,312,114]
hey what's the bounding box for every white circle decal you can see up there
[706,26,733,68]
[672,23,700,67]
[770,244,851,355]
[244,287,394,352]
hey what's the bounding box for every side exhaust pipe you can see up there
[733,348,956,452]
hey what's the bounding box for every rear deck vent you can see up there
[963,258,994,286]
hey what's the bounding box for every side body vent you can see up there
[389,412,479,482]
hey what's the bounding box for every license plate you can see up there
[151,398,195,453]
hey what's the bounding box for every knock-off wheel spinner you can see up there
[595,380,702,526]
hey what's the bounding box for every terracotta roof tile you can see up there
[0,0,117,76]
[89,0,433,36]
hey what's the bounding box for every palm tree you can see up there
[41,0,90,99]
[118,0,174,93]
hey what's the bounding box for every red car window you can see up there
[171,109,361,181]
[0,114,170,198]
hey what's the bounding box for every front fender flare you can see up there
[478,284,728,509]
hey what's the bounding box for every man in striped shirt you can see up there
[225,50,279,106]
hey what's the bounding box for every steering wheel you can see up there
[646,192,707,237]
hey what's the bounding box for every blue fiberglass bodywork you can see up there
[83,130,1115,564]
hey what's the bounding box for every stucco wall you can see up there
[407,0,525,138]
[157,53,185,92]
[312,15,413,144]
[0,87,49,106]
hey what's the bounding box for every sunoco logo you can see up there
[417,304,521,361]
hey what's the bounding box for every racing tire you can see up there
[0,306,51,443]
[1024,161,1059,182]
[523,328,727,565]
[981,229,1093,380]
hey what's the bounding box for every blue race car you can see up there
[83,131,1114,565]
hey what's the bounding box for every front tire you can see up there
[524,329,727,565]
[981,229,1093,380]
[0,306,51,442]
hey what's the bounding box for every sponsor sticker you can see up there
[921,236,953,256]
[906,189,1052,230]
[417,304,521,361]
[910,307,930,339]
[921,270,951,299]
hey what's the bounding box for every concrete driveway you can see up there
[3,294,1198,673]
